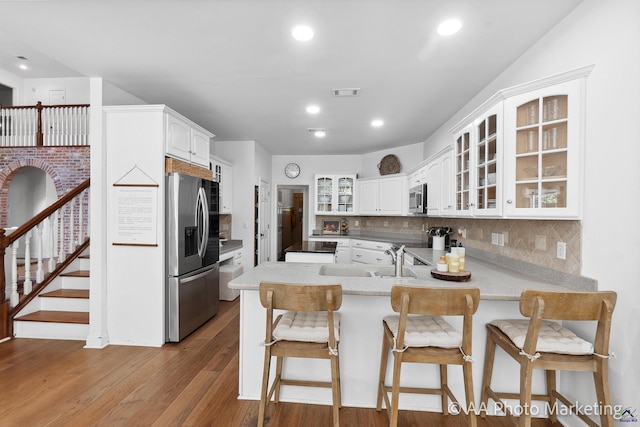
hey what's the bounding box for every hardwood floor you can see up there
[0,300,562,426]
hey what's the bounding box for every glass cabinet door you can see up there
[505,78,582,218]
[316,176,333,213]
[514,95,568,209]
[454,125,472,215]
[336,176,354,213]
[473,105,502,216]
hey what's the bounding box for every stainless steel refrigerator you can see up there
[166,172,219,342]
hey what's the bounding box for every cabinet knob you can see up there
[507,199,513,204]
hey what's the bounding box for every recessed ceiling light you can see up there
[292,25,314,41]
[437,19,462,36]
[306,105,320,114]
[16,55,29,70]
[371,119,384,128]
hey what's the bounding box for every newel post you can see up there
[36,101,44,146]
[0,229,9,339]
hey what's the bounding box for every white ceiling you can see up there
[0,0,582,155]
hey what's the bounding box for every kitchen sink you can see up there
[373,267,417,278]
[318,265,374,277]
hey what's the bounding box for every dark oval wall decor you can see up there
[377,154,401,175]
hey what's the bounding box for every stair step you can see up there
[61,270,90,278]
[15,310,89,324]
[40,289,89,299]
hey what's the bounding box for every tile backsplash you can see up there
[317,216,581,275]
[219,214,232,240]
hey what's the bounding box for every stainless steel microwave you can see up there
[409,184,427,214]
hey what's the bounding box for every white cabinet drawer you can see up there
[336,239,350,248]
[351,247,392,265]
[350,239,392,252]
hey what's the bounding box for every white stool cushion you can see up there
[491,319,593,355]
[383,315,462,349]
[273,311,340,343]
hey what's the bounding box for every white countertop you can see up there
[229,255,573,301]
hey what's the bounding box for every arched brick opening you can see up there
[0,160,64,228]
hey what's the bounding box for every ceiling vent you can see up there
[332,88,360,97]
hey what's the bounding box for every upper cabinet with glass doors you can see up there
[453,103,503,217]
[314,174,356,215]
[503,78,583,218]
[473,104,503,216]
[454,124,472,216]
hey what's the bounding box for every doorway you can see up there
[7,166,57,257]
[0,83,13,106]
[254,180,272,266]
[276,185,307,261]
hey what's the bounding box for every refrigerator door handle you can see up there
[196,186,209,258]
[181,265,216,284]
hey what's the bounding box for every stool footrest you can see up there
[279,378,333,389]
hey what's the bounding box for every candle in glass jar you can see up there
[449,261,460,273]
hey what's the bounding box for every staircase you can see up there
[12,250,90,340]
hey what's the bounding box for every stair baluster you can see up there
[10,240,19,307]
[58,204,66,264]
[24,230,32,295]
[69,197,76,254]
[48,212,57,273]
[37,223,44,283]
[78,192,85,244]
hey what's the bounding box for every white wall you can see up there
[103,106,167,347]
[421,0,640,419]
[213,141,257,268]
[102,80,147,106]
[21,77,90,105]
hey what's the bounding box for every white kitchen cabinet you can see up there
[440,150,455,216]
[211,155,233,214]
[473,104,503,217]
[165,110,214,168]
[407,164,427,189]
[452,104,503,217]
[314,174,356,215]
[422,146,454,217]
[357,174,407,216]
[503,79,584,219]
[453,123,473,217]
[449,67,590,220]
[335,239,351,264]
[350,239,392,265]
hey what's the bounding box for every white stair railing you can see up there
[0,102,89,147]
[2,180,90,309]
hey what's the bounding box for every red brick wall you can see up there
[0,147,90,228]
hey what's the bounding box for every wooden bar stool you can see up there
[480,289,617,427]
[258,281,342,427]
[376,285,480,427]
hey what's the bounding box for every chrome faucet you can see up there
[386,245,406,277]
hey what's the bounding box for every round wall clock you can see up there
[284,162,301,178]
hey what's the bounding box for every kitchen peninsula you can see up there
[283,240,337,263]
[229,251,597,412]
